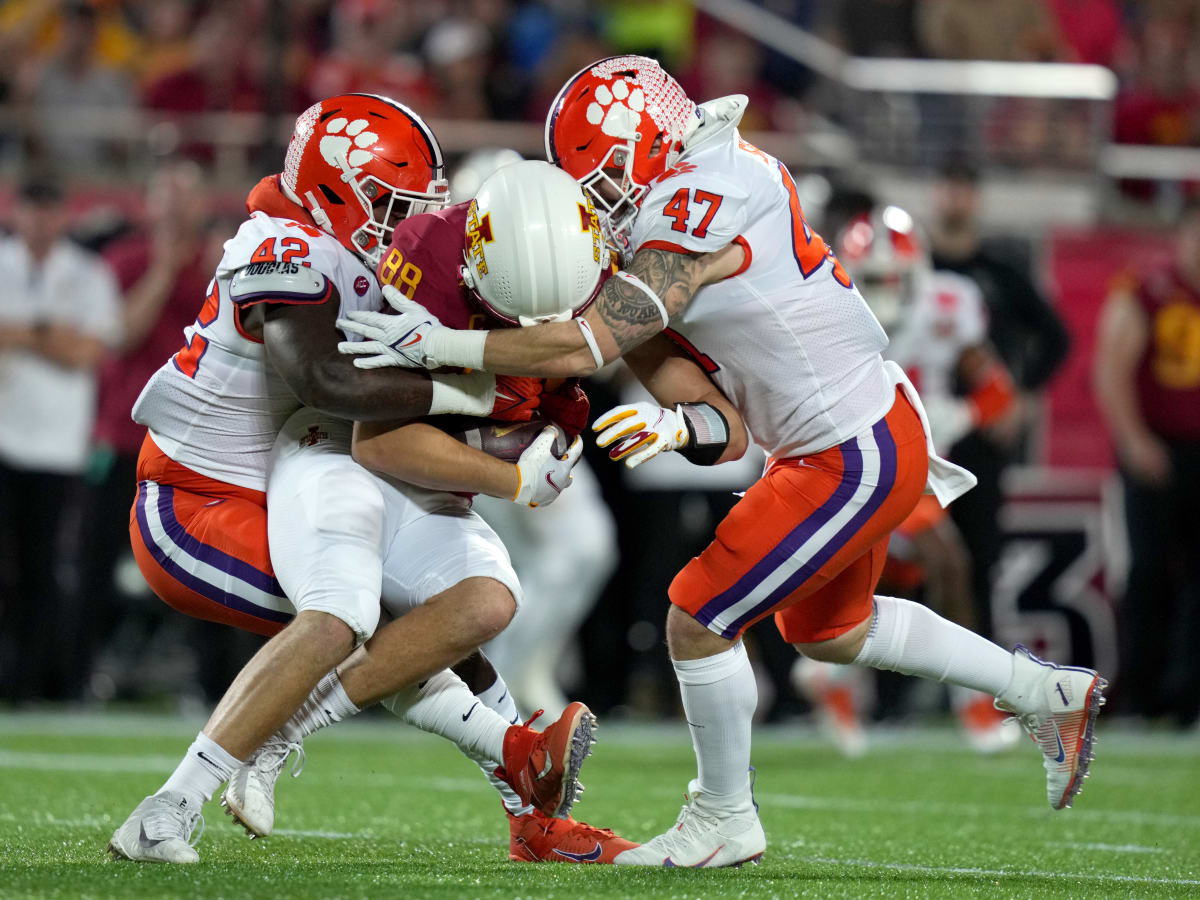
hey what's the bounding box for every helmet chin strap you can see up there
[303,192,334,232]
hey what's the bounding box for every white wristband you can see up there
[425,328,488,371]
[576,317,605,370]
[429,371,496,416]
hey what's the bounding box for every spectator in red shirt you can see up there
[1094,199,1200,728]
[1113,12,1200,148]
[1045,0,1127,67]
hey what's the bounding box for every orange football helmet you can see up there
[545,55,698,242]
[836,205,929,334]
[281,93,448,267]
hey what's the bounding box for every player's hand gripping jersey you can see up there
[629,96,894,459]
[132,177,384,492]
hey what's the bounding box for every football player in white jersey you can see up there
[109,96,599,863]
[794,206,1021,755]
[214,161,635,865]
[340,58,1107,866]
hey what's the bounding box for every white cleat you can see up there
[106,791,203,863]
[221,734,305,838]
[614,779,766,868]
[995,645,1107,810]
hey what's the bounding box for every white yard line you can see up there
[797,855,1200,888]
[1049,841,1165,854]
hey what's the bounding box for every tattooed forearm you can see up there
[597,248,705,354]
[476,247,719,378]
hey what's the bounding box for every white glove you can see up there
[593,402,688,469]
[513,426,583,507]
[337,285,486,370]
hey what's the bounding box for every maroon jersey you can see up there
[1132,264,1200,441]
[376,202,507,331]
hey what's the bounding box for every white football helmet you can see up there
[461,159,607,327]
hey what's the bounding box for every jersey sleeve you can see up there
[631,172,750,255]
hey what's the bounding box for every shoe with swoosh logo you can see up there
[995,645,1107,810]
[220,734,306,838]
[495,701,596,819]
[508,808,637,863]
[107,791,203,863]
[613,778,765,867]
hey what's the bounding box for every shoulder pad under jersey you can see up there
[229,260,332,308]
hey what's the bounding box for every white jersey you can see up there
[629,96,893,459]
[883,270,987,408]
[132,211,383,491]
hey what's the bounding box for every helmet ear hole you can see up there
[318,183,345,205]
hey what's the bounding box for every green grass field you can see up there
[0,712,1196,899]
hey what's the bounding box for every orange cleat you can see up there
[508,809,638,863]
[496,702,596,819]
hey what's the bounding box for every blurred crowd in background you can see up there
[1,0,1200,160]
[0,0,1198,740]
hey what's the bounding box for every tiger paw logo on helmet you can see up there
[585,79,646,139]
[280,94,448,268]
[318,117,380,171]
[546,56,697,240]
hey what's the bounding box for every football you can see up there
[428,415,570,463]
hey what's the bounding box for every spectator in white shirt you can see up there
[0,175,122,702]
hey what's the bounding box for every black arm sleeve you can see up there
[262,289,435,422]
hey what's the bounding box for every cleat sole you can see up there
[553,710,597,819]
[221,792,265,839]
[728,852,765,869]
[1054,675,1107,810]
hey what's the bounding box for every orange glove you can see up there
[489,375,544,422]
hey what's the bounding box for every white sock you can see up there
[158,732,243,810]
[468,674,531,816]
[673,641,757,806]
[381,669,511,762]
[854,596,1014,695]
[278,670,361,744]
